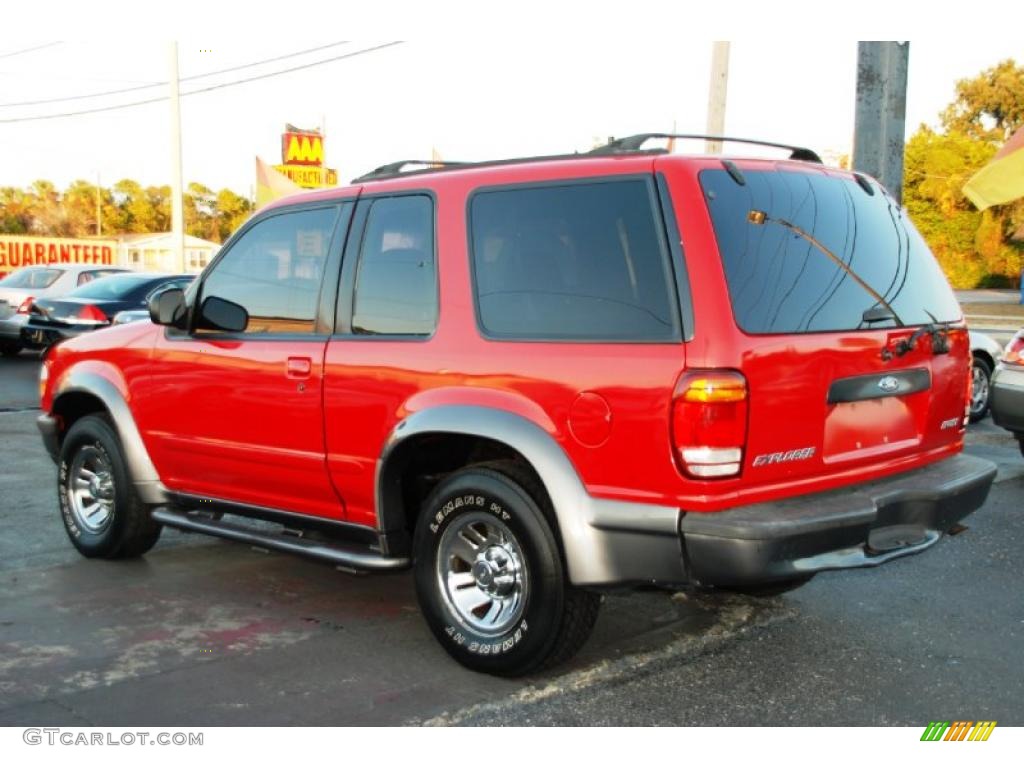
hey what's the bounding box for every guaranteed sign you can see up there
[0,236,117,277]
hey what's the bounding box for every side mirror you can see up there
[196,295,248,333]
[148,287,187,328]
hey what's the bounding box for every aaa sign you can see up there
[281,131,325,167]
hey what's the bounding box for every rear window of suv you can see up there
[700,168,962,334]
[469,178,679,342]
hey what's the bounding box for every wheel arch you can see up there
[50,366,167,504]
[374,404,684,586]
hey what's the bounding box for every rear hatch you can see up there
[700,165,966,486]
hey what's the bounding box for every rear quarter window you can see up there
[700,168,961,333]
[469,178,679,341]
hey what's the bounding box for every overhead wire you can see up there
[0,42,403,123]
[0,42,62,60]
[0,41,352,108]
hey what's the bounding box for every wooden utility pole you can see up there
[168,42,186,272]
[852,41,910,203]
[705,42,730,154]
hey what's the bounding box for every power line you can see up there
[0,42,403,124]
[0,41,351,108]
[0,42,61,60]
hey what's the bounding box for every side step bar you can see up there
[151,508,410,572]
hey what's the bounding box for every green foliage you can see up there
[0,179,253,242]
[941,59,1024,141]
[905,59,1024,288]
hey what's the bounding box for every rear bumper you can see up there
[20,323,85,349]
[0,313,27,341]
[678,453,997,586]
[991,364,1024,436]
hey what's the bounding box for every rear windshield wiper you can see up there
[747,209,905,328]
[888,309,951,359]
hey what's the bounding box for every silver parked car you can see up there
[990,328,1024,457]
[969,330,1004,423]
[0,264,128,356]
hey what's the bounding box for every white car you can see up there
[0,264,127,356]
[969,330,1004,423]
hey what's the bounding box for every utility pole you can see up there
[705,42,730,154]
[95,171,101,236]
[168,42,186,272]
[852,41,910,204]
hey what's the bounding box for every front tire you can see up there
[58,414,162,559]
[413,464,600,676]
[969,355,993,423]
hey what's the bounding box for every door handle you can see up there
[286,357,312,379]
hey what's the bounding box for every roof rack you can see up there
[349,133,822,185]
[352,159,473,183]
[590,133,823,164]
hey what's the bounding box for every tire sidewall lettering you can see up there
[428,493,510,536]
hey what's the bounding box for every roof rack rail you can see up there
[352,159,472,183]
[590,133,823,164]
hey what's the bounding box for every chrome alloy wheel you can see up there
[67,444,116,534]
[436,512,529,636]
[971,362,990,416]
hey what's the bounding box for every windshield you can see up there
[700,169,962,334]
[0,267,63,289]
[68,274,154,300]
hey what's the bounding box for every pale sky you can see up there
[0,37,1019,196]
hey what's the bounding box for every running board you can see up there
[151,508,410,572]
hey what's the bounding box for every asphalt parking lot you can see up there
[1,350,1022,726]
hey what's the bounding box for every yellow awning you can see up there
[963,126,1024,210]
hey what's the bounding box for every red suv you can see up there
[38,135,996,676]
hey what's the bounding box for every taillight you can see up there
[1002,332,1024,366]
[672,370,748,479]
[76,304,109,325]
[16,296,34,314]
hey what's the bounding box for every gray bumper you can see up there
[991,364,1024,436]
[0,313,27,341]
[679,453,996,587]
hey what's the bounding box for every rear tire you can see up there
[58,414,162,559]
[969,355,992,423]
[413,463,600,676]
[0,340,21,357]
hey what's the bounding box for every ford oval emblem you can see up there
[878,375,900,393]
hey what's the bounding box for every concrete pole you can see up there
[852,41,910,204]
[168,42,186,272]
[705,42,730,154]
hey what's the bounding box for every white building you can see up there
[116,233,221,274]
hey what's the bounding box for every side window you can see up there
[351,195,436,335]
[199,207,338,334]
[469,179,679,341]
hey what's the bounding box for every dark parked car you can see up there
[0,265,128,356]
[22,272,193,349]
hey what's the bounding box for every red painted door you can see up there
[136,204,349,519]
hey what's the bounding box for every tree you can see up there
[905,60,1024,288]
[0,187,32,233]
[214,188,252,242]
[941,59,1024,142]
